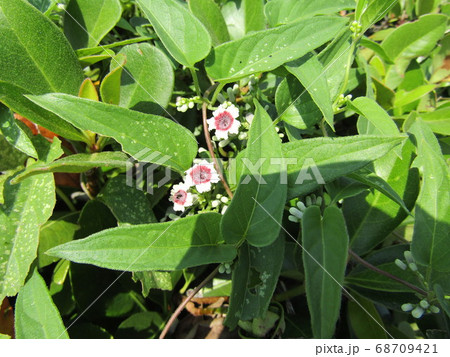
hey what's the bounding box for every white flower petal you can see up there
[215,130,229,140]
[207,117,216,130]
[196,181,212,193]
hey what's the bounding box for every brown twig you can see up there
[348,249,427,296]
[159,266,220,339]
[202,102,234,198]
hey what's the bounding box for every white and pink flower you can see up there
[207,102,241,140]
[184,160,220,193]
[170,183,195,212]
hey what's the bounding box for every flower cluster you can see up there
[169,160,220,212]
[176,96,201,112]
[401,300,440,319]
[288,194,323,223]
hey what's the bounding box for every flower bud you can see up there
[419,299,430,309]
[401,303,414,312]
[395,259,407,270]
[411,306,425,319]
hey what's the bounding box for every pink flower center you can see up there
[173,190,187,205]
[190,165,212,185]
[214,111,234,130]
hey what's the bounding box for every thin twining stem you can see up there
[159,266,219,339]
[348,249,427,296]
[202,102,234,198]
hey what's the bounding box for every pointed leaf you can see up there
[27,93,198,174]
[115,43,174,114]
[15,271,68,339]
[136,0,211,68]
[205,16,347,82]
[282,135,406,199]
[225,235,285,328]
[188,0,230,46]
[381,14,447,61]
[409,120,450,293]
[285,53,334,129]
[221,100,286,247]
[64,0,122,50]
[12,152,129,183]
[344,140,419,254]
[100,54,126,105]
[47,213,237,271]
[302,206,348,338]
[265,0,355,27]
[0,171,55,301]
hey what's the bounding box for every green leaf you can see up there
[64,0,122,50]
[27,0,56,13]
[347,169,411,215]
[0,105,37,158]
[360,37,394,64]
[0,171,55,301]
[221,0,245,40]
[205,16,347,83]
[0,0,85,141]
[264,0,355,27]
[132,271,182,297]
[0,136,27,172]
[0,0,83,94]
[225,234,285,328]
[78,78,99,101]
[434,284,450,319]
[281,135,405,199]
[47,213,237,271]
[15,271,68,339]
[12,152,129,183]
[189,0,230,46]
[115,43,174,114]
[221,100,286,247]
[100,54,126,105]
[275,76,322,129]
[347,293,387,339]
[347,97,399,135]
[285,53,334,129]
[356,0,397,31]
[0,333,11,339]
[394,84,436,109]
[344,139,419,254]
[97,175,156,225]
[243,0,265,33]
[409,120,450,293]
[27,93,198,174]
[0,82,85,142]
[136,0,211,68]
[381,14,447,61]
[420,107,450,136]
[38,220,78,268]
[302,206,348,338]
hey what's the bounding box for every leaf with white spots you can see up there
[15,270,69,339]
[225,234,285,329]
[46,213,237,271]
[205,16,347,83]
[0,170,55,301]
[27,93,198,174]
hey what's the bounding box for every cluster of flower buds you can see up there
[211,193,230,214]
[395,251,419,272]
[218,262,232,274]
[176,96,201,112]
[401,299,440,319]
[350,20,363,38]
[333,93,353,112]
[288,194,323,223]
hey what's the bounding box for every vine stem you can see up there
[189,68,202,97]
[159,266,220,339]
[348,249,428,296]
[202,102,234,198]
